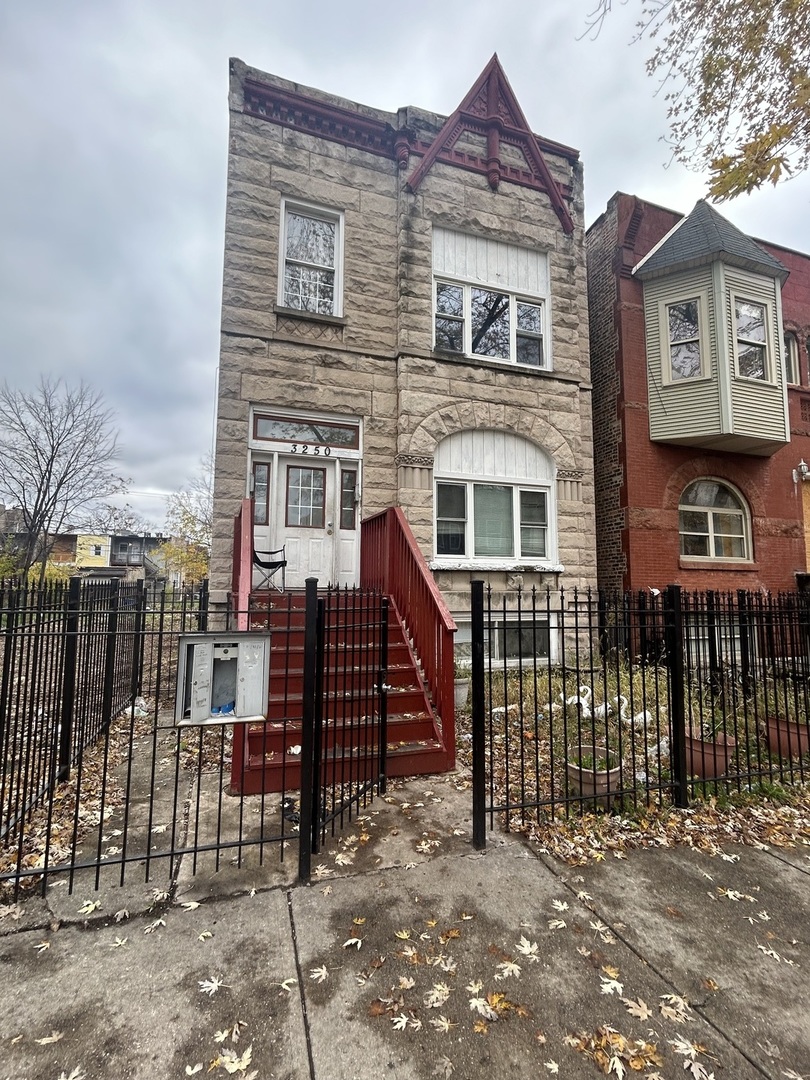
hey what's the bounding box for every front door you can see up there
[252,453,360,589]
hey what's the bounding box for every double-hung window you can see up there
[659,291,709,383]
[435,282,545,367]
[432,227,549,368]
[734,298,769,381]
[436,482,548,559]
[279,201,343,316]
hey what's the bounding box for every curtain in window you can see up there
[474,485,513,556]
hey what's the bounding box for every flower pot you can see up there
[684,733,736,779]
[765,716,810,759]
[566,744,621,809]
[454,678,470,710]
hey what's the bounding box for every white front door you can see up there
[252,453,359,589]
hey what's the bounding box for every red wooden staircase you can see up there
[229,503,457,795]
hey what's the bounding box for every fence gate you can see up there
[298,578,389,881]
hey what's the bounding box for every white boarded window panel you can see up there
[433,227,547,297]
[435,429,554,483]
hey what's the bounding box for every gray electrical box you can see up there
[175,632,271,726]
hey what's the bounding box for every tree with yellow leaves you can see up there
[587,0,810,200]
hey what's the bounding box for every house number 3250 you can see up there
[290,444,331,456]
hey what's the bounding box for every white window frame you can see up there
[658,289,711,385]
[678,479,752,563]
[433,478,557,568]
[278,198,344,317]
[784,331,800,385]
[433,279,547,368]
[732,292,775,384]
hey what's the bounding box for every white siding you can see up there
[435,429,554,482]
[433,227,548,297]
[645,268,723,441]
[724,267,788,442]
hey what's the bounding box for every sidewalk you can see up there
[2,772,809,1080]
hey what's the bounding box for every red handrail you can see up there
[360,507,457,764]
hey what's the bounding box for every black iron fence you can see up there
[0,577,388,898]
[470,582,810,845]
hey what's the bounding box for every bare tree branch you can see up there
[0,377,126,581]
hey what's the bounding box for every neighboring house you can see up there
[210,55,596,652]
[75,534,111,568]
[587,192,810,595]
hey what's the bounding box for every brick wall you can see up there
[588,192,810,594]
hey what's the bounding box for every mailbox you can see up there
[175,632,271,726]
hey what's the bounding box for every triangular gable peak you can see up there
[406,55,575,234]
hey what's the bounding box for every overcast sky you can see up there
[2,1,808,528]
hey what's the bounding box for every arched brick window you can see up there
[679,480,751,561]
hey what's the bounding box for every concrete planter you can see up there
[566,744,621,809]
[454,678,470,710]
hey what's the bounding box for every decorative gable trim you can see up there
[406,55,575,234]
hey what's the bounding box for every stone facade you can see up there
[587,192,810,594]
[211,57,597,626]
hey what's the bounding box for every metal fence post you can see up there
[100,580,120,730]
[58,577,81,782]
[298,577,318,884]
[737,589,753,697]
[664,584,689,808]
[471,579,486,849]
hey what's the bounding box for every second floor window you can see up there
[280,203,342,316]
[667,298,702,380]
[434,281,545,367]
[735,299,768,380]
[784,332,800,385]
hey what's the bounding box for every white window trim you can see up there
[731,291,775,385]
[678,478,752,563]
[278,198,344,317]
[784,331,800,385]
[433,277,550,370]
[431,476,561,571]
[658,288,711,386]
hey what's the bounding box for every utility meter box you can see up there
[175,632,271,726]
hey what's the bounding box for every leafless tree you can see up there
[83,503,151,535]
[0,378,126,581]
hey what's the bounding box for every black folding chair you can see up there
[253,544,287,593]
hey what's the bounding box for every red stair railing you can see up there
[360,507,457,765]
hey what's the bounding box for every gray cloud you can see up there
[2,1,807,526]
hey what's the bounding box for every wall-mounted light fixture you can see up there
[793,459,810,484]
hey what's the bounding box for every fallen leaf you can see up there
[35,1030,64,1045]
[33,940,50,953]
[77,900,101,915]
[199,975,225,996]
[622,997,652,1020]
[185,1066,203,1076]
[310,965,328,983]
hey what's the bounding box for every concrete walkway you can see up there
[2,773,809,1080]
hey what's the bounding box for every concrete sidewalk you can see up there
[2,773,809,1080]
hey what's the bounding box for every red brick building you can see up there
[587,193,810,594]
